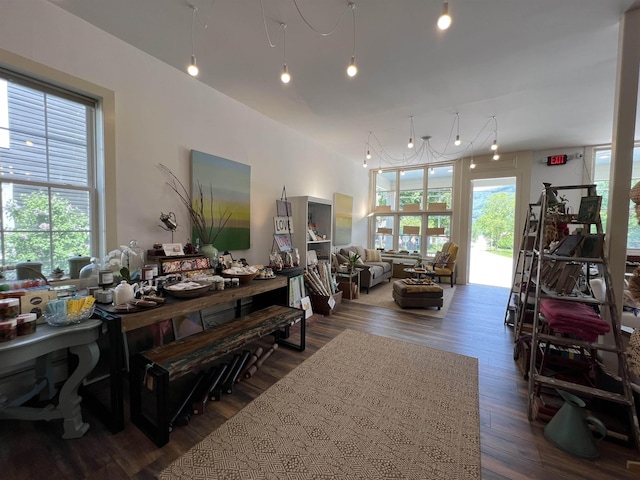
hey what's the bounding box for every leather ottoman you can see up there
[392,280,443,309]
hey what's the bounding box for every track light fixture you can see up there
[347,4,358,77]
[408,116,415,149]
[187,5,199,77]
[437,1,452,30]
[280,24,291,84]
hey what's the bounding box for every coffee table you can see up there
[403,267,435,281]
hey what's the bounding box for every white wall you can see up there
[0,0,368,265]
[529,147,588,207]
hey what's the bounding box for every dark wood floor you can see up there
[2,284,640,479]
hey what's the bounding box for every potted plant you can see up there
[159,164,232,263]
[346,252,361,272]
[51,267,64,280]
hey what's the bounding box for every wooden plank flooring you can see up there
[2,284,640,479]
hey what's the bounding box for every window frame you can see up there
[0,54,114,274]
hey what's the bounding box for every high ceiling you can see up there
[47,0,640,168]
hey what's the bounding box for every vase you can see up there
[201,243,219,267]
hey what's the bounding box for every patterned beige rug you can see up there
[159,329,480,480]
[350,280,456,319]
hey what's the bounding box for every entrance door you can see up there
[468,177,516,287]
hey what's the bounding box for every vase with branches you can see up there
[159,164,232,261]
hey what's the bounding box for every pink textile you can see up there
[540,299,610,342]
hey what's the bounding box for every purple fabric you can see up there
[540,299,610,342]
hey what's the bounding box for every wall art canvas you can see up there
[191,150,251,251]
[334,193,353,246]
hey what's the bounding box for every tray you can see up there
[164,283,213,298]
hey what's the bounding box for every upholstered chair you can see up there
[427,241,458,287]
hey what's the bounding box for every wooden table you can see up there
[0,319,102,438]
[89,276,288,433]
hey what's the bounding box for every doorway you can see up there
[468,177,516,288]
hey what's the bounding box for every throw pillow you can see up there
[433,251,450,266]
[336,252,349,265]
[365,248,381,262]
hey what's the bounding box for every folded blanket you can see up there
[540,299,610,342]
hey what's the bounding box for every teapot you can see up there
[113,280,135,305]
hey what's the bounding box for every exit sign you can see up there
[547,154,568,166]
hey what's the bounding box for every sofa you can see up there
[334,246,392,293]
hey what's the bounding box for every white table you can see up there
[0,318,101,438]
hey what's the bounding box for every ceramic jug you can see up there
[544,389,607,459]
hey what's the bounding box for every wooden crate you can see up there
[310,291,342,315]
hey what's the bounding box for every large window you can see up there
[593,146,640,250]
[0,69,98,275]
[372,164,454,256]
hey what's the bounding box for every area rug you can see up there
[350,280,456,319]
[159,329,480,480]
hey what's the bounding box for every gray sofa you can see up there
[335,246,393,293]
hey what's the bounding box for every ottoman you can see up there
[392,280,443,309]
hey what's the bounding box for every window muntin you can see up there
[371,164,454,256]
[593,146,640,249]
[0,70,97,274]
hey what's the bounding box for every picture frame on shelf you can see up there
[300,296,313,319]
[162,243,184,256]
[276,199,292,217]
[274,233,293,252]
[576,195,602,223]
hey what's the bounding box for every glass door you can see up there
[469,177,516,287]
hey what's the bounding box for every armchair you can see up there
[426,241,458,287]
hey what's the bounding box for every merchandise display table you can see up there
[0,319,102,438]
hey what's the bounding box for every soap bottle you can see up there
[113,280,135,305]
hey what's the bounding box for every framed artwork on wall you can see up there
[334,193,353,245]
[190,150,251,251]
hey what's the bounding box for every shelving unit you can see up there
[289,196,333,267]
[520,183,640,448]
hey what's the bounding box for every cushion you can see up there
[365,248,382,262]
[433,251,450,266]
[335,252,349,265]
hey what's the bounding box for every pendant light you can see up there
[187,5,199,77]
[280,24,291,84]
[407,116,415,149]
[346,4,358,77]
[454,112,461,146]
[437,1,452,30]
[490,116,498,150]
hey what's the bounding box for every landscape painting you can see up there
[191,150,251,250]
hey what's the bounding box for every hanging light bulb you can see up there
[493,152,500,160]
[490,116,498,150]
[366,149,371,160]
[470,160,476,169]
[401,170,406,175]
[187,5,199,77]
[281,65,291,84]
[378,166,382,174]
[491,139,498,151]
[188,54,199,77]
[347,56,358,77]
[454,113,461,145]
[408,116,415,149]
[437,1,452,30]
[430,167,435,175]
[346,4,358,77]
[280,24,291,84]
[363,158,367,168]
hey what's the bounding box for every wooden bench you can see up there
[129,304,305,446]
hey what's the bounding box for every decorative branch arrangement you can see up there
[159,163,232,245]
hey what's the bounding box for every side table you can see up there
[0,319,101,438]
[335,269,361,300]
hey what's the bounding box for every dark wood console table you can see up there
[89,276,288,433]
